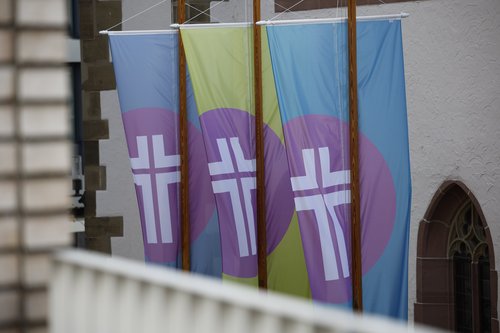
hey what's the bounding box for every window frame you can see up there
[415,181,498,332]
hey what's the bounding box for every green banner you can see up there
[181,25,310,298]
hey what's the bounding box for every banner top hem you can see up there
[100,29,178,36]
[257,13,409,26]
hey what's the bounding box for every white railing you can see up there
[50,250,439,333]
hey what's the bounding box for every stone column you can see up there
[0,0,72,331]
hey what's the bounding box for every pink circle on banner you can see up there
[123,108,214,263]
[283,114,396,303]
[200,108,294,278]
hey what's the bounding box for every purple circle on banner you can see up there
[200,108,294,278]
[123,108,214,263]
[284,115,396,303]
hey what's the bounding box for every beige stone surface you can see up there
[0,254,18,285]
[0,106,14,138]
[0,30,13,62]
[23,254,51,287]
[20,105,69,138]
[0,0,71,329]
[0,181,16,212]
[0,291,19,322]
[0,66,14,100]
[24,216,71,250]
[0,0,12,24]
[22,178,71,211]
[0,143,16,174]
[18,31,66,63]
[22,142,71,174]
[16,0,66,26]
[25,291,47,321]
[0,218,18,249]
[18,68,69,101]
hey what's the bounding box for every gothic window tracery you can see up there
[415,181,497,332]
[448,203,491,333]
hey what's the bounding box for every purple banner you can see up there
[283,115,395,302]
[199,108,293,278]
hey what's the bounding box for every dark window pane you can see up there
[479,256,491,333]
[454,252,473,333]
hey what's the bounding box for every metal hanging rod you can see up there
[99,29,177,35]
[170,22,252,29]
[257,12,409,26]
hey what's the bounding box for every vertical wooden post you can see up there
[178,0,190,272]
[347,0,363,312]
[253,0,267,289]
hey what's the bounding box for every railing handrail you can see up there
[52,250,439,333]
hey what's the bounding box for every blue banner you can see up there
[266,20,411,319]
[109,32,221,276]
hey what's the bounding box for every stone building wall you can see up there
[0,0,72,331]
[79,0,123,253]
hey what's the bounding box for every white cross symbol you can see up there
[209,137,257,258]
[130,135,180,244]
[291,147,351,281]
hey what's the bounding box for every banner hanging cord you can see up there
[261,0,407,25]
[103,0,169,32]
[269,0,391,21]
[102,0,400,32]
[267,0,307,22]
[183,0,226,25]
[185,3,209,21]
[101,0,229,33]
[102,0,404,32]
[273,1,303,20]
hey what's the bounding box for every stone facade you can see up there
[0,0,72,331]
[79,0,123,253]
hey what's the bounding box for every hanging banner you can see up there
[109,32,221,276]
[181,26,310,296]
[266,20,411,318]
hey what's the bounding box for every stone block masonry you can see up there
[79,0,124,253]
[0,0,72,331]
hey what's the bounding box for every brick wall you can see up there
[0,0,72,331]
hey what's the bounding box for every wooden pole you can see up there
[253,0,267,289]
[347,0,363,311]
[178,0,190,272]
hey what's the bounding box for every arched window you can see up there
[415,181,498,332]
[449,203,491,332]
